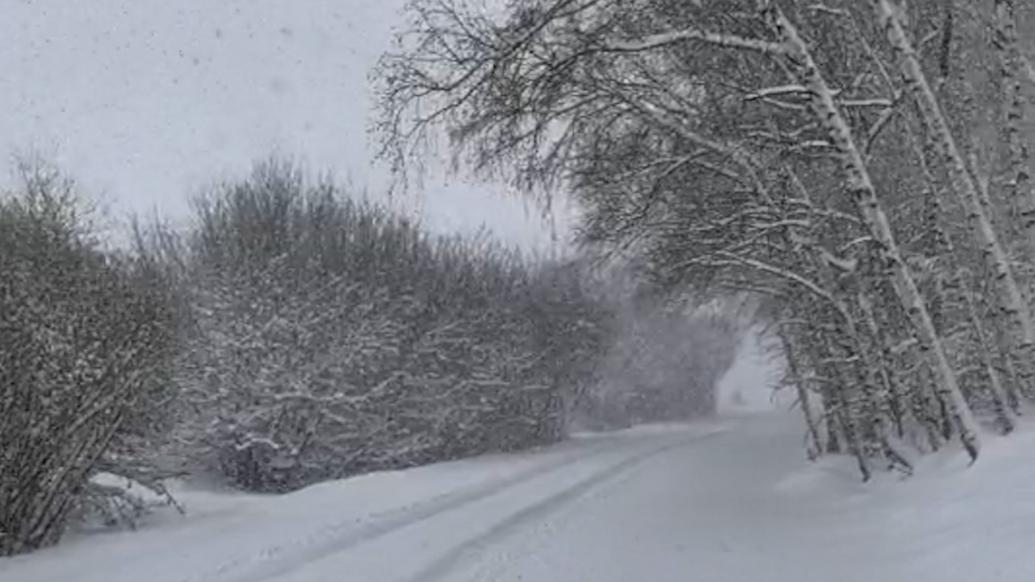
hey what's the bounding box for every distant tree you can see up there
[577,262,742,428]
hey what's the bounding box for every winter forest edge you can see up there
[2,0,1035,559]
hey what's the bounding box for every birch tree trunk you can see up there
[858,290,908,437]
[779,329,823,457]
[904,86,1033,404]
[766,5,981,459]
[993,0,1035,250]
[958,270,1015,432]
[873,0,1035,401]
[787,167,907,447]
[816,331,872,480]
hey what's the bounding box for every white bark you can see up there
[779,331,823,457]
[858,291,908,437]
[958,270,1015,431]
[912,126,1027,412]
[606,27,790,55]
[873,0,1035,391]
[767,5,980,459]
[994,0,1035,247]
[788,168,905,446]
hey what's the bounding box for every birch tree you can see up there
[870,0,1035,411]
[376,0,1035,473]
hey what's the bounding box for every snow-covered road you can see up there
[0,423,732,582]
[7,333,1035,582]
[5,411,1035,582]
[430,415,887,582]
[266,425,726,582]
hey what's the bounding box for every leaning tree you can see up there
[376,0,1035,477]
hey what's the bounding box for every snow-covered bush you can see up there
[0,166,178,555]
[169,161,609,492]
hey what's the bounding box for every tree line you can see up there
[0,159,739,555]
[376,0,1035,479]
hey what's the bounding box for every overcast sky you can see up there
[0,0,572,250]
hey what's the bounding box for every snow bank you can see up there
[768,419,1035,582]
[5,414,1035,581]
[0,425,717,582]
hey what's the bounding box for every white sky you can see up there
[0,0,572,250]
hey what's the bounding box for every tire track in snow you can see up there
[189,433,663,582]
[406,429,725,582]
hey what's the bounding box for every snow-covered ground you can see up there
[5,332,1035,582]
[7,1,1034,578]
[0,425,725,582]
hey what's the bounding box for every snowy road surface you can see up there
[5,410,1035,582]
